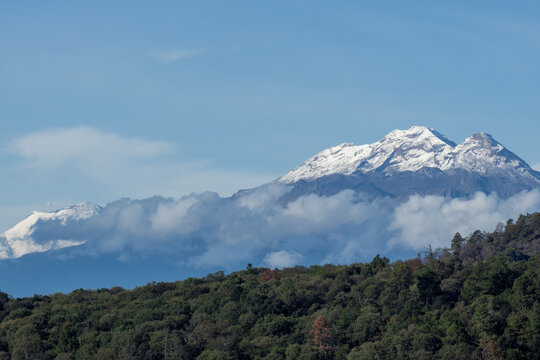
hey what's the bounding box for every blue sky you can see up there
[1,1,540,231]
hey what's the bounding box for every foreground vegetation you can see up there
[0,213,539,359]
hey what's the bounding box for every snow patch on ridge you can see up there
[0,202,101,259]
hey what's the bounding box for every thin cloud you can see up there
[10,127,174,167]
[6,127,276,201]
[154,49,201,63]
[533,163,540,171]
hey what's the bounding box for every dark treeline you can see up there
[0,213,539,360]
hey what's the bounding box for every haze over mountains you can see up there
[1,126,539,296]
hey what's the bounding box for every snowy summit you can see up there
[274,126,540,200]
[278,126,537,183]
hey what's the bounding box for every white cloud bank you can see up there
[390,190,540,249]
[23,186,540,269]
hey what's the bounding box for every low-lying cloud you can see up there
[389,190,540,249]
[27,187,540,269]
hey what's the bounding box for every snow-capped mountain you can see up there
[2,126,539,262]
[277,126,540,200]
[0,202,101,259]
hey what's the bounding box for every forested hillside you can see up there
[0,213,539,360]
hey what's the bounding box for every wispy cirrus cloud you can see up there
[154,49,201,63]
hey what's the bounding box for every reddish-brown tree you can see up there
[258,268,280,283]
[410,253,422,270]
[310,315,334,358]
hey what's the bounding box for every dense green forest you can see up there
[0,213,539,360]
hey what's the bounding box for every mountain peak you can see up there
[278,126,538,184]
[383,126,457,147]
[459,132,503,154]
[454,132,534,174]
[466,132,498,144]
[70,202,102,217]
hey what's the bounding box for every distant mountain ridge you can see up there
[276,126,540,200]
